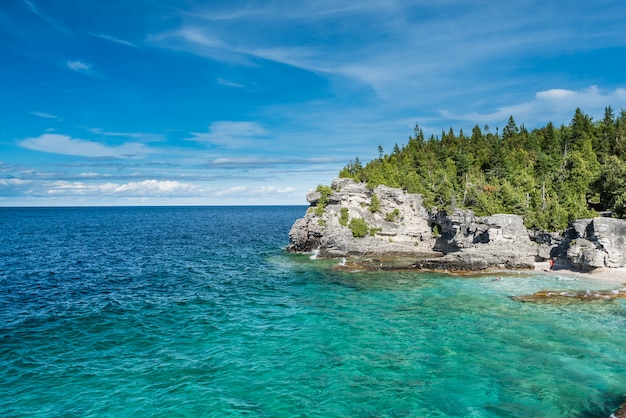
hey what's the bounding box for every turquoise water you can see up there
[1,207,625,417]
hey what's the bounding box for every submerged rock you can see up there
[512,289,626,303]
[612,401,626,418]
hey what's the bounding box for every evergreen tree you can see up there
[338,107,624,230]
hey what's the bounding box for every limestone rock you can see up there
[286,178,437,258]
[287,178,626,273]
[560,218,626,271]
[529,230,561,261]
[512,289,626,303]
[428,210,536,269]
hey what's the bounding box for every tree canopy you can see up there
[339,107,626,231]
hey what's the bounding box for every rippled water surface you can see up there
[1,206,626,417]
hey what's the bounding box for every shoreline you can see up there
[333,256,626,287]
[532,261,626,286]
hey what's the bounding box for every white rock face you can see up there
[565,218,626,270]
[287,179,536,266]
[433,210,537,269]
[287,178,626,272]
[287,178,437,258]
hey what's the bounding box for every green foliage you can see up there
[339,207,349,226]
[594,156,626,216]
[338,107,626,231]
[349,217,369,238]
[369,227,382,236]
[614,193,626,219]
[314,184,333,216]
[385,208,400,222]
[370,193,381,213]
[339,158,362,180]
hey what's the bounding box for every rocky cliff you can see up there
[287,178,437,258]
[559,218,626,271]
[287,179,626,272]
[423,210,536,270]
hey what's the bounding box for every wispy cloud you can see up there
[30,111,60,120]
[164,1,626,110]
[22,0,67,32]
[149,28,253,65]
[79,172,110,178]
[46,179,202,197]
[19,133,156,158]
[0,177,303,204]
[88,32,137,48]
[214,185,296,197]
[217,78,245,88]
[86,127,165,142]
[67,60,91,72]
[67,60,102,78]
[188,121,267,148]
[0,178,31,187]
[440,86,626,127]
[205,156,340,169]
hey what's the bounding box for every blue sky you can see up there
[1,0,626,206]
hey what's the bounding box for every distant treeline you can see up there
[339,107,626,231]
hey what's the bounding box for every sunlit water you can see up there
[1,206,625,417]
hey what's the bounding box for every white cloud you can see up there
[79,172,109,178]
[47,179,201,197]
[67,60,91,72]
[205,156,340,169]
[0,178,31,186]
[161,1,626,112]
[188,121,267,148]
[176,28,225,49]
[217,78,245,88]
[22,0,67,32]
[215,185,246,196]
[19,133,155,158]
[30,111,59,120]
[86,127,165,141]
[41,180,296,200]
[105,179,200,195]
[149,28,252,65]
[535,89,577,100]
[89,33,136,48]
[215,185,296,197]
[439,86,626,128]
[66,60,102,78]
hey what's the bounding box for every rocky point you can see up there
[287,178,626,272]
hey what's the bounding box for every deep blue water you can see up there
[1,206,626,417]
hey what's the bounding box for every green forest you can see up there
[339,107,626,231]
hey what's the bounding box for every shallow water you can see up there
[1,206,625,417]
